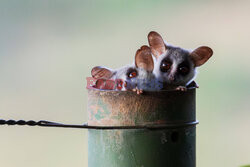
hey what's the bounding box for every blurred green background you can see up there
[0,0,250,167]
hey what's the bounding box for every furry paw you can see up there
[132,88,143,95]
[176,86,187,91]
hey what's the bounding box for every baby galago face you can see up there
[154,46,196,86]
[91,45,160,91]
[111,65,150,90]
[91,65,137,90]
[148,31,213,88]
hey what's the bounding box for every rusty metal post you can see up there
[87,88,197,167]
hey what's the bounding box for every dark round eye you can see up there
[128,71,137,78]
[179,66,189,75]
[160,60,172,72]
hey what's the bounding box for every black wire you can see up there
[0,119,198,130]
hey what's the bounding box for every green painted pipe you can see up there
[87,88,197,167]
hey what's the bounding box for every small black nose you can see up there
[169,75,175,81]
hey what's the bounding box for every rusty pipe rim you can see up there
[87,86,196,93]
[87,82,197,127]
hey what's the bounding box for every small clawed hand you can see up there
[176,86,187,91]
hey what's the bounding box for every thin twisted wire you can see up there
[0,119,198,130]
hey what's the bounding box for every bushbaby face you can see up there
[114,65,156,90]
[91,65,139,90]
[154,46,196,86]
[148,31,213,88]
[91,45,158,91]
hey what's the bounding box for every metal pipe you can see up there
[87,88,197,167]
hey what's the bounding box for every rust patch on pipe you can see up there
[87,88,196,126]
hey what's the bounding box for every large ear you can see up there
[135,45,154,72]
[91,66,114,79]
[147,31,166,59]
[190,46,213,67]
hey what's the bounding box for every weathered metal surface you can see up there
[87,88,196,126]
[88,127,195,167]
[87,88,197,167]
